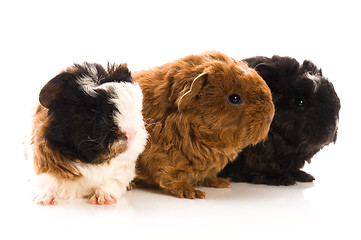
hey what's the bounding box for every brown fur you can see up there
[31,105,82,180]
[31,64,132,181]
[133,52,275,198]
[32,105,128,179]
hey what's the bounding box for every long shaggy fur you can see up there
[219,56,341,185]
[132,52,275,198]
[29,62,148,205]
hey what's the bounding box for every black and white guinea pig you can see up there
[29,62,147,205]
[219,55,340,185]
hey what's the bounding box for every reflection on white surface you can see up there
[2,136,358,240]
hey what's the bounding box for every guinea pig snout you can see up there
[124,130,136,144]
[266,116,273,125]
[116,129,137,149]
[321,118,338,144]
[119,132,128,142]
[327,118,339,134]
[266,104,275,125]
[111,128,127,142]
[329,119,339,139]
[327,124,336,134]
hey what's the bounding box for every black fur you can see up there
[219,56,341,185]
[40,62,132,164]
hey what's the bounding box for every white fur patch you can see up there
[77,75,98,97]
[237,61,252,75]
[76,64,104,96]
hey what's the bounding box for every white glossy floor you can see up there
[1,1,360,239]
[4,136,358,239]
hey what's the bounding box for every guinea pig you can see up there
[132,51,275,199]
[29,62,148,205]
[219,55,341,185]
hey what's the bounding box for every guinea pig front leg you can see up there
[291,170,315,183]
[89,178,128,205]
[202,175,231,188]
[244,171,298,186]
[162,181,206,199]
[89,188,117,205]
[32,173,58,205]
[158,169,206,199]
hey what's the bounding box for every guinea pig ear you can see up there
[177,72,208,112]
[105,63,133,84]
[253,63,279,91]
[254,63,276,77]
[39,72,74,108]
[301,60,322,75]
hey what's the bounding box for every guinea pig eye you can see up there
[294,98,305,108]
[227,94,242,106]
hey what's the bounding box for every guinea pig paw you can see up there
[126,181,136,191]
[90,190,117,205]
[33,191,57,205]
[173,185,206,199]
[292,170,315,183]
[203,177,231,188]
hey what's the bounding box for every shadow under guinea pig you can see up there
[219,55,341,186]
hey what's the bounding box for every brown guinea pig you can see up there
[132,51,275,199]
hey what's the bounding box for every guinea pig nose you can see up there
[119,132,128,141]
[123,134,128,140]
[327,125,336,133]
[125,130,136,143]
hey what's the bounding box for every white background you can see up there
[1,0,360,239]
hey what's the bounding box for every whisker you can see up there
[295,136,310,154]
[77,132,110,158]
[98,115,113,127]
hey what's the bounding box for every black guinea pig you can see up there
[219,55,341,185]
